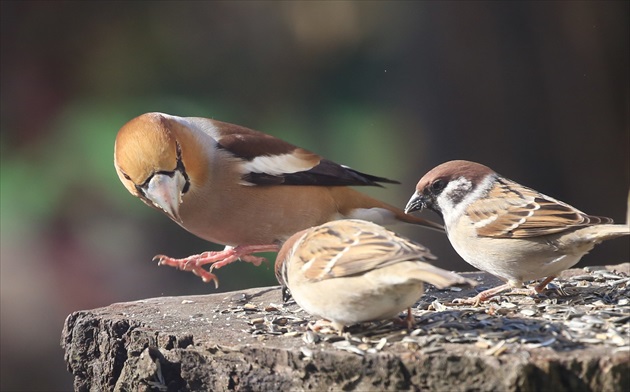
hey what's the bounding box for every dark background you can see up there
[1,2,628,390]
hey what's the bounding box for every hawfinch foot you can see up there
[153,244,280,287]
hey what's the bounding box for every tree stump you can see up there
[62,264,629,391]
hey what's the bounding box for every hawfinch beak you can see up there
[145,171,187,223]
[404,191,425,214]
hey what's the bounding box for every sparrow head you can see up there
[274,228,308,302]
[405,160,495,216]
[114,113,204,223]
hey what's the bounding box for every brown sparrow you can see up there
[114,113,443,287]
[274,219,473,333]
[405,160,630,304]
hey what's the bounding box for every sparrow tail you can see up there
[408,262,476,289]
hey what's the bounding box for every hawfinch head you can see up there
[114,113,204,222]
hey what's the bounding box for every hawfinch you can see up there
[405,160,630,304]
[114,112,443,287]
[274,219,473,333]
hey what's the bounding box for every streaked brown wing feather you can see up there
[469,178,612,238]
[300,221,436,281]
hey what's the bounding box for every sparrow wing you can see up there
[467,178,612,238]
[296,220,436,282]
[211,120,398,187]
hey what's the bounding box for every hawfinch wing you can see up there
[202,118,399,187]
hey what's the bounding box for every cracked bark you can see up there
[61,264,629,391]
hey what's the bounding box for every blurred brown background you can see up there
[1,1,628,390]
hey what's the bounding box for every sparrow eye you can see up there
[431,179,445,192]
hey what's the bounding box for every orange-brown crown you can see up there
[114,112,208,197]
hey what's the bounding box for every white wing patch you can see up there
[241,153,316,176]
[347,208,397,225]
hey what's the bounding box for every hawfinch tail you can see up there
[405,160,630,304]
[114,112,443,287]
[274,219,473,333]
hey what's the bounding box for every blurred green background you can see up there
[1,1,628,390]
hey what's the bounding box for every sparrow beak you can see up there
[145,171,186,223]
[404,191,426,214]
[281,286,293,303]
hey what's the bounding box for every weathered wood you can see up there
[62,264,629,391]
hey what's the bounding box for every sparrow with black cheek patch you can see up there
[274,219,473,334]
[405,160,630,304]
[114,112,443,287]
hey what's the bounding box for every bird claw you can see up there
[533,276,556,294]
[392,308,415,330]
[194,269,220,289]
[151,244,280,285]
[453,277,559,305]
[452,296,484,307]
[239,254,268,267]
[453,283,513,306]
[153,253,220,288]
[208,253,268,271]
[309,319,346,335]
